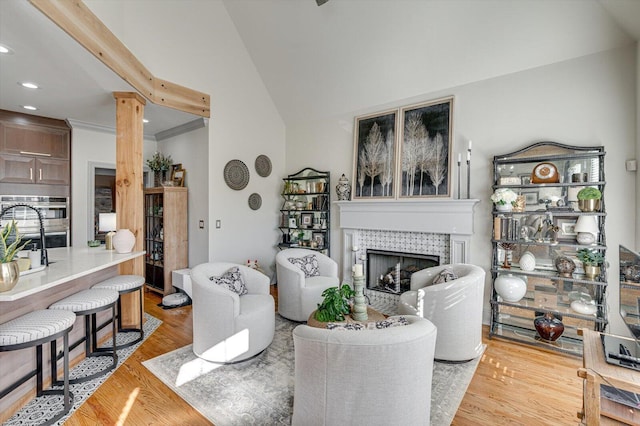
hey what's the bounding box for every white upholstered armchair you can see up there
[292,316,437,426]
[191,262,275,363]
[398,263,486,362]
[275,248,339,322]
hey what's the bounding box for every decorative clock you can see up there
[531,162,559,184]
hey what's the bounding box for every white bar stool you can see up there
[92,275,145,349]
[48,288,119,384]
[0,310,76,425]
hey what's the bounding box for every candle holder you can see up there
[457,157,462,199]
[466,150,471,199]
[352,273,368,321]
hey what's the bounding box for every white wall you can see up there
[70,126,157,246]
[158,126,209,267]
[87,1,286,279]
[287,45,637,335]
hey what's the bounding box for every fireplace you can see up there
[336,199,479,315]
[366,249,439,294]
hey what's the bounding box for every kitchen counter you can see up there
[0,247,144,302]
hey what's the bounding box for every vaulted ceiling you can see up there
[0,0,639,133]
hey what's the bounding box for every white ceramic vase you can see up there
[519,251,536,271]
[112,229,136,253]
[495,203,512,212]
[494,273,527,302]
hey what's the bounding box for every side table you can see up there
[307,306,386,329]
[578,328,640,424]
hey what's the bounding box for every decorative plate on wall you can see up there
[224,160,250,190]
[248,193,262,210]
[255,155,272,177]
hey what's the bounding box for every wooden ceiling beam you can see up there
[29,0,210,118]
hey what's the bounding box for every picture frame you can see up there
[171,168,186,187]
[352,109,398,199]
[301,213,313,227]
[520,174,532,186]
[399,96,453,198]
[522,191,539,207]
[288,217,297,228]
[312,232,325,248]
[555,217,577,241]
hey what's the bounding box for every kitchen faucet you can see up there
[0,203,49,267]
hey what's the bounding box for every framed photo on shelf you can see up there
[171,168,186,187]
[352,109,398,199]
[555,217,577,241]
[399,96,453,198]
[519,174,532,186]
[522,191,539,207]
[312,232,325,248]
[288,217,297,228]
[301,213,313,227]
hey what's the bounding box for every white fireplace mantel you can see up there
[335,199,480,279]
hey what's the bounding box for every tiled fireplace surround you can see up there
[335,199,479,315]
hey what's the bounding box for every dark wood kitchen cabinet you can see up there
[0,110,70,186]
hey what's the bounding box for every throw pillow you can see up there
[326,316,409,331]
[287,254,320,278]
[432,268,458,284]
[209,266,248,295]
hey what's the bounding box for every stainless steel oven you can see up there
[0,195,70,248]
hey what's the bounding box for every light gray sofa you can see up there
[275,248,339,321]
[398,263,485,362]
[191,262,275,363]
[292,315,437,426]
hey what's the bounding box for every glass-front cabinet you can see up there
[278,168,330,255]
[490,141,606,356]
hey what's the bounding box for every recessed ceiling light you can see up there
[0,44,13,54]
[19,82,39,89]
[143,119,149,123]
[22,105,38,111]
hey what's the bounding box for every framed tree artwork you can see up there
[399,96,453,198]
[352,109,398,199]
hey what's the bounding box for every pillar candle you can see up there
[353,264,363,277]
[468,140,472,150]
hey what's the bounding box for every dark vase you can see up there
[534,312,564,342]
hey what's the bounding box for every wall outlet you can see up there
[216,220,221,229]
[199,220,205,229]
[626,159,637,172]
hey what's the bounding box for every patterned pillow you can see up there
[288,254,320,278]
[432,268,458,284]
[326,316,409,330]
[209,267,248,295]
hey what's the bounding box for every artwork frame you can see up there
[352,109,398,199]
[312,232,325,248]
[555,217,577,241]
[398,96,454,198]
[171,168,186,187]
[522,191,539,209]
[301,213,314,228]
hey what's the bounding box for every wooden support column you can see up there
[114,92,146,327]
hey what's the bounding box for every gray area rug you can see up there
[6,314,162,426]
[143,315,483,426]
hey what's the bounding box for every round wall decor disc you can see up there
[255,155,272,177]
[224,159,250,190]
[248,193,262,210]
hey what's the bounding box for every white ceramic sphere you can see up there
[576,232,596,245]
[570,300,597,315]
[494,274,527,302]
[112,229,136,253]
[519,251,536,271]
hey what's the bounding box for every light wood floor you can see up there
[64,287,584,425]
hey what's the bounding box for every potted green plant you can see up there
[314,284,355,322]
[577,187,602,212]
[0,220,31,292]
[146,152,173,186]
[576,248,605,280]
